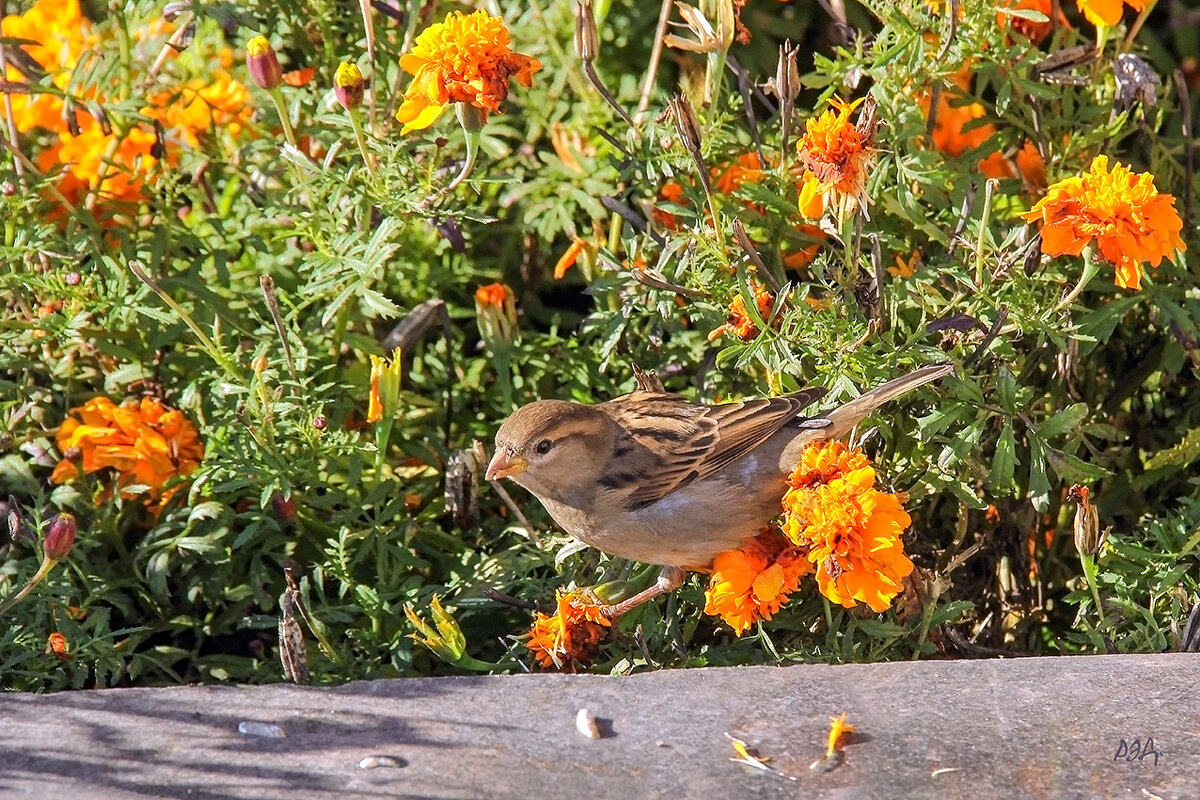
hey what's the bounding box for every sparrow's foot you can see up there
[603,565,687,621]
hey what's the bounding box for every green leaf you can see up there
[989,422,1017,494]
[1038,402,1090,440]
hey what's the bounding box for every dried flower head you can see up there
[524,589,611,671]
[781,441,914,612]
[1019,155,1186,290]
[704,528,812,634]
[395,9,541,134]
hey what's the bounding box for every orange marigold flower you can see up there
[704,528,812,635]
[781,442,914,613]
[51,396,204,509]
[796,97,875,218]
[888,250,920,278]
[1,0,98,133]
[554,238,591,280]
[47,632,72,660]
[396,9,541,134]
[707,284,777,342]
[1019,155,1186,290]
[713,152,766,195]
[524,589,611,671]
[653,180,688,230]
[1077,0,1146,28]
[997,0,1055,43]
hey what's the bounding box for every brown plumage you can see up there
[486,363,954,581]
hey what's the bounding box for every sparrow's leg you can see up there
[603,565,687,620]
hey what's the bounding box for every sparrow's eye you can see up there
[534,439,553,455]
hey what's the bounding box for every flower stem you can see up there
[0,557,57,617]
[1055,255,1101,312]
[1080,552,1106,625]
[974,178,998,288]
[347,108,375,177]
[268,87,297,149]
[444,125,481,195]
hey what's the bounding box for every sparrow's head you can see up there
[486,400,612,500]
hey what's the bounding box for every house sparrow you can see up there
[486,363,954,616]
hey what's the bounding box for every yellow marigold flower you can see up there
[395,9,541,134]
[704,528,812,635]
[524,589,611,671]
[707,284,777,343]
[1019,155,1186,290]
[367,349,403,424]
[1077,0,1146,28]
[52,396,204,509]
[781,442,914,613]
[796,96,875,218]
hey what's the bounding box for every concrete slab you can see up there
[1,654,1193,799]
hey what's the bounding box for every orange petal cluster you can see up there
[704,528,812,635]
[797,97,874,218]
[396,9,541,134]
[51,396,204,508]
[1,0,98,133]
[781,441,914,613]
[524,589,611,671]
[707,284,777,342]
[997,0,1055,43]
[1019,155,1186,290]
[1077,0,1146,28]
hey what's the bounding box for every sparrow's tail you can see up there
[809,363,955,441]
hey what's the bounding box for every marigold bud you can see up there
[334,62,365,111]
[312,414,328,431]
[65,271,82,286]
[63,445,83,463]
[43,512,76,561]
[1,181,16,196]
[246,36,283,90]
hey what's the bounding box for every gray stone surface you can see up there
[1,654,1193,799]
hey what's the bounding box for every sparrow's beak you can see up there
[485,450,527,481]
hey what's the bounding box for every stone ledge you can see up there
[3,653,1194,799]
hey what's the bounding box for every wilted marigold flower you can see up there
[1019,155,1186,290]
[797,96,875,218]
[395,9,541,134]
[51,396,204,508]
[704,528,812,635]
[524,589,611,671]
[781,441,914,613]
[708,284,777,342]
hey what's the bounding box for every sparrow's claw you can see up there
[602,566,687,620]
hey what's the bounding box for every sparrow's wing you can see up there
[604,388,827,511]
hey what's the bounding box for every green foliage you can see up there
[1,0,1197,690]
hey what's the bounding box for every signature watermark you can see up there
[1114,737,1161,767]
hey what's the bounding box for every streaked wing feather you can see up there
[607,387,826,510]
